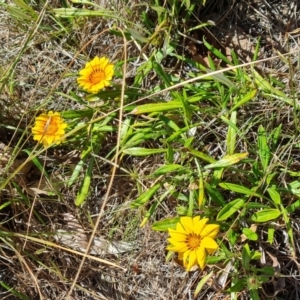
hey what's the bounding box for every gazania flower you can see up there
[32,111,67,147]
[167,216,219,271]
[77,56,114,94]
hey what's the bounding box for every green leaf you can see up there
[68,159,85,187]
[271,124,282,150]
[203,38,232,65]
[120,117,132,144]
[286,180,300,197]
[0,201,13,210]
[22,149,49,179]
[151,217,180,231]
[177,91,192,122]
[0,281,31,300]
[217,198,245,221]
[13,0,36,12]
[250,209,281,222]
[122,132,158,148]
[258,125,271,172]
[252,37,261,61]
[242,228,258,241]
[72,0,98,4]
[54,7,123,20]
[252,69,273,91]
[267,226,275,244]
[96,89,143,100]
[75,157,94,206]
[150,5,167,13]
[131,101,182,114]
[242,243,251,270]
[227,229,238,246]
[249,288,260,299]
[126,27,149,43]
[133,44,175,86]
[189,148,216,163]
[219,183,263,198]
[153,164,184,176]
[225,111,237,155]
[286,198,300,214]
[7,5,36,21]
[140,189,172,227]
[131,183,161,208]
[194,272,214,298]
[122,147,167,156]
[204,152,248,169]
[205,183,226,206]
[258,266,275,276]
[153,61,172,86]
[251,251,261,260]
[166,125,192,143]
[227,279,246,292]
[206,69,235,88]
[140,201,159,227]
[159,115,181,132]
[55,91,87,105]
[61,109,93,119]
[267,187,281,205]
[252,69,288,98]
[231,89,257,112]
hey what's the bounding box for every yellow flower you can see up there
[77,56,114,94]
[32,111,67,147]
[167,216,219,271]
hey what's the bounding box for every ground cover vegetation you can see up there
[1,0,300,299]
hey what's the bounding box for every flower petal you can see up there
[200,224,220,239]
[201,237,219,254]
[193,217,209,235]
[196,245,206,270]
[167,241,189,253]
[182,249,191,266]
[169,231,188,242]
[174,222,187,234]
[186,250,197,271]
[180,217,194,234]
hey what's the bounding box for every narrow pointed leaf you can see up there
[75,158,94,206]
[267,187,281,205]
[205,183,226,206]
[242,228,258,241]
[152,217,180,231]
[258,125,271,172]
[250,209,281,222]
[131,183,161,208]
[126,27,149,43]
[217,198,245,221]
[219,182,263,198]
[242,243,251,270]
[153,164,184,176]
[122,147,167,156]
[194,271,214,298]
[225,111,237,155]
[204,153,248,169]
[189,148,216,163]
[131,101,182,114]
[231,89,257,112]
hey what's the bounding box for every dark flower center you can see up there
[186,233,201,250]
[89,69,105,84]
